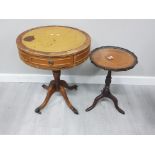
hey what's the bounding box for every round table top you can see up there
[16,26,91,56]
[90,46,138,71]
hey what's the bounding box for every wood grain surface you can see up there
[90,46,138,71]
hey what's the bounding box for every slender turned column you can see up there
[105,71,111,86]
[103,70,111,91]
[53,70,61,91]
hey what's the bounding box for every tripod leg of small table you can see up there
[85,93,104,112]
[61,80,78,90]
[35,86,56,114]
[59,86,79,114]
[109,93,125,114]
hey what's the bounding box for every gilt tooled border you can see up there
[16,25,91,57]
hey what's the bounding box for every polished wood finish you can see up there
[16,26,91,114]
[35,70,78,114]
[90,46,138,71]
[18,47,90,70]
[86,71,125,114]
[86,46,138,114]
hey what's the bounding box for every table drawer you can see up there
[19,50,74,69]
[74,48,90,64]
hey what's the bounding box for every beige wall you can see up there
[0,19,154,76]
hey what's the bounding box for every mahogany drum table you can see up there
[86,46,138,114]
[16,26,91,115]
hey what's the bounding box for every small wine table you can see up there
[16,26,91,115]
[86,46,138,114]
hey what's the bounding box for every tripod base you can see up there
[85,71,125,115]
[35,70,78,115]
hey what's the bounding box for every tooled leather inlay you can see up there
[21,27,87,53]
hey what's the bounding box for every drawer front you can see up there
[74,47,90,65]
[19,50,74,69]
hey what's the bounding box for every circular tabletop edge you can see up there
[90,46,138,71]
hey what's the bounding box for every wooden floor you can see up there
[0,82,155,135]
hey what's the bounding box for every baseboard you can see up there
[0,73,155,85]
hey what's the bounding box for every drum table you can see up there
[86,46,138,114]
[16,26,91,115]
